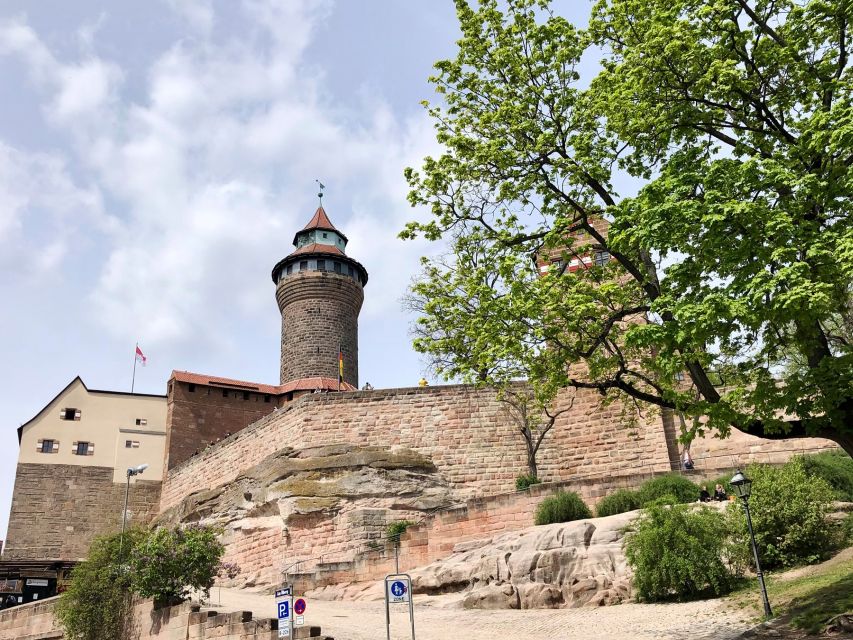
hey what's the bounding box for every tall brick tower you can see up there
[271,205,368,389]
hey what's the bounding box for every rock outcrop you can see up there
[157,443,459,587]
[409,511,635,609]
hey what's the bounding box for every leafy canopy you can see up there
[403,0,853,454]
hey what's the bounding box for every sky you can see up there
[0,0,592,538]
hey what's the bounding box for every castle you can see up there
[3,204,839,595]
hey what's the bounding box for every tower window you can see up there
[334,262,341,274]
[188,383,196,392]
[74,441,92,456]
[348,266,354,277]
[317,259,326,271]
[264,394,271,403]
[300,261,308,271]
[286,265,292,275]
[60,408,81,421]
[243,391,250,400]
[222,389,229,398]
[39,439,56,453]
[322,232,328,238]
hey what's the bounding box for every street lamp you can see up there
[730,469,773,618]
[120,463,149,557]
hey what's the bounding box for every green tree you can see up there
[129,525,224,607]
[625,502,736,601]
[55,529,145,640]
[402,0,853,456]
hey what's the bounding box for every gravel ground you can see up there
[217,588,753,640]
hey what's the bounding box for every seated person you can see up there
[713,483,728,501]
[699,485,711,502]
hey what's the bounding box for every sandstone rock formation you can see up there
[157,443,459,587]
[408,511,635,609]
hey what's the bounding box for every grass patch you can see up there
[728,548,853,633]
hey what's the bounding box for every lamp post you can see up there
[730,469,773,618]
[120,463,149,557]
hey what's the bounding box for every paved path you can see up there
[217,588,752,640]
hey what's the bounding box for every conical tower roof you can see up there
[292,206,348,245]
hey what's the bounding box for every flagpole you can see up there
[132,342,138,393]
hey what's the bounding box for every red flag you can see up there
[135,345,147,366]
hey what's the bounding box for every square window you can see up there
[594,251,611,267]
[40,439,55,453]
[61,408,80,420]
[317,259,325,271]
[76,442,90,456]
[264,394,271,403]
[300,261,308,271]
[322,232,328,238]
[188,383,196,392]
[135,418,147,426]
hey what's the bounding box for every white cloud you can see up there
[1,0,444,353]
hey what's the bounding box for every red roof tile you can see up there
[170,371,356,395]
[289,243,346,257]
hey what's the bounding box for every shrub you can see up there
[596,489,641,517]
[534,491,592,525]
[55,529,146,640]
[515,474,541,491]
[726,459,836,570]
[129,525,224,607]
[798,450,853,502]
[386,520,417,543]
[625,503,736,601]
[636,474,699,506]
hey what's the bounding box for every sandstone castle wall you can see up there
[4,464,161,561]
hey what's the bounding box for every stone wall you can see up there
[160,384,674,513]
[4,464,161,561]
[0,598,327,640]
[165,380,282,469]
[276,270,363,387]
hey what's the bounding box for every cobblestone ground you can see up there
[217,588,753,640]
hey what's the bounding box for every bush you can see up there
[636,474,699,506]
[596,489,641,517]
[386,520,417,543]
[129,525,224,607]
[535,491,592,525]
[515,474,541,491]
[625,503,736,601]
[798,450,853,502]
[726,459,836,570]
[55,529,145,640]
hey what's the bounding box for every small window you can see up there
[264,394,271,403]
[188,383,196,392]
[348,266,354,277]
[75,442,91,456]
[222,389,229,398]
[243,391,250,400]
[300,261,308,271]
[40,439,55,454]
[333,262,342,274]
[125,440,140,448]
[317,259,326,271]
[322,232,328,238]
[594,251,611,267]
[285,392,294,401]
[286,265,292,275]
[60,408,80,421]
[135,418,147,426]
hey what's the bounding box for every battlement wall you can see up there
[160,384,673,513]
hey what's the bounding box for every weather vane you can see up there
[315,179,325,204]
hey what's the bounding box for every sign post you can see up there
[275,587,293,638]
[384,574,415,640]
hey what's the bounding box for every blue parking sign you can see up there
[278,599,291,620]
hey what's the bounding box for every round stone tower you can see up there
[271,205,368,390]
